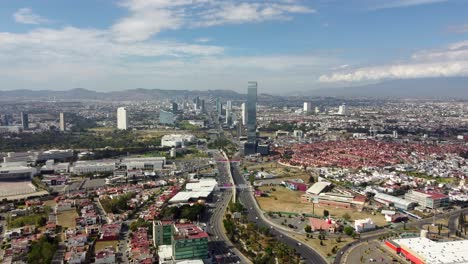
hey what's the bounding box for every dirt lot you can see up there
[290,232,354,259]
[95,240,119,251]
[245,161,313,183]
[57,209,78,229]
[256,186,387,226]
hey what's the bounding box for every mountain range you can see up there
[1,77,467,101]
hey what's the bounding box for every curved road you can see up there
[231,163,327,264]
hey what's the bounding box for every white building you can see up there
[161,134,196,147]
[293,130,304,138]
[303,102,312,113]
[241,103,247,126]
[354,218,375,233]
[338,104,348,115]
[117,107,128,130]
[120,157,166,171]
[0,164,37,181]
[59,112,66,131]
[72,160,117,175]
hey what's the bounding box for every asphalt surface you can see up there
[231,163,327,264]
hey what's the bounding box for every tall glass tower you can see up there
[247,81,257,143]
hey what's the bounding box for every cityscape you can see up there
[1,1,468,264]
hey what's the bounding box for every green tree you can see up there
[304,225,312,233]
[344,226,354,236]
[323,210,329,218]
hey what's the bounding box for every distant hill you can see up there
[0,88,244,101]
[307,77,468,99]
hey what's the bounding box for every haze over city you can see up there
[1,0,468,94]
[1,2,468,264]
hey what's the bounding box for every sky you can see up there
[0,0,467,94]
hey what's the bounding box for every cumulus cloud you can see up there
[319,40,468,83]
[13,7,49,24]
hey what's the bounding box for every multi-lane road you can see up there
[231,163,327,264]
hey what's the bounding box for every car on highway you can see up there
[297,243,302,246]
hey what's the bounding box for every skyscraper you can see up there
[117,107,128,130]
[338,103,348,115]
[226,100,232,111]
[21,112,29,130]
[247,81,257,143]
[172,102,178,113]
[303,102,312,113]
[59,112,66,131]
[241,103,247,126]
[244,81,258,155]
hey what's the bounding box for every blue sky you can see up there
[0,0,467,93]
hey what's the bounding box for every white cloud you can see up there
[370,0,448,10]
[13,8,49,25]
[194,37,212,43]
[112,0,315,42]
[448,24,468,34]
[319,40,468,83]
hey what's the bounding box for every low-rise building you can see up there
[404,189,450,209]
[354,218,376,233]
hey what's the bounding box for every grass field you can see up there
[95,240,119,251]
[57,209,78,229]
[256,186,387,226]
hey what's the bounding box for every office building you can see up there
[247,81,257,143]
[172,102,178,113]
[21,112,29,130]
[404,190,449,209]
[159,110,175,125]
[153,221,173,246]
[244,81,258,155]
[338,104,348,115]
[117,107,128,130]
[215,98,220,113]
[172,224,208,260]
[303,102,312,113]
[226,100,232,111]
[59,112,66,131]
[200,99,205,112]
[241,102,247,126]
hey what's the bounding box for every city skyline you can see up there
[0,0,468,93]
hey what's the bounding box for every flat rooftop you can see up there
[392,237,468,264]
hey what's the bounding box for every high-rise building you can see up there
[201,99,205,112]
[226,100,232,111]
[215,98,220,112]
[59,112,66,131]
[303,102,312,113]
[117,107,128,130]
[171,102,178,113]
[338,103,348,115]
[241,103,247,126]
[247,81,257,143]
[21,112,29,130]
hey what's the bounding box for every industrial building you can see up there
[0,164,37,181]
[374,192,417,210]
[72,160,117,175]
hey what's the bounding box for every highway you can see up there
[231,163,327,264]
[202,150,251,264]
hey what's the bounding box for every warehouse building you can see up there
[385,237,468,264]
[374,192,417,210]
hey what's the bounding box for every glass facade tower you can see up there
[247,81,257,143]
